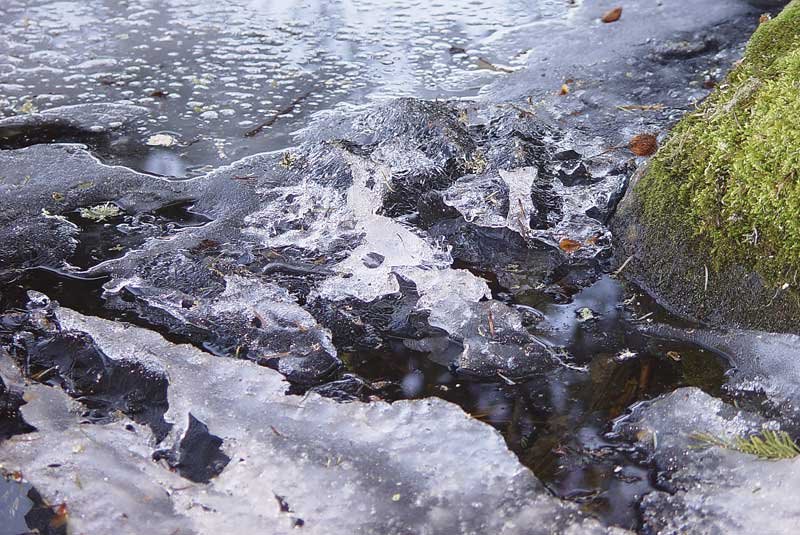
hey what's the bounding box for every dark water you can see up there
[63,200,210,269]
[343,276,727,530]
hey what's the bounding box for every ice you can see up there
[614,387,800,534]
[0,305,624,535]
[640,324,800,421]
[105,272,341,385]
[0,103,147,139]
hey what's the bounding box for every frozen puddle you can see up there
[1,0,796,533]
[0,301,615,535]
[0,0,568,174]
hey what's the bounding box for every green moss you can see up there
[638,1,800,289]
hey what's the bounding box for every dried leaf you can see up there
[559,83,570,95]
[559,238,582,253]
[601,7,622,23]
[629,133,658,156]
[577,307,596,322]
[50,503,68,529]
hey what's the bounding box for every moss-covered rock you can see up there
[612,1,800,333]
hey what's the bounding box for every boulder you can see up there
[612,1,800,333]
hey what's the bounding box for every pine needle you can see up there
[734,430,800,459]
[690,430,800,460]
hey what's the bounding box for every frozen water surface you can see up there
[1,0,798,534]
[0,0,571,174]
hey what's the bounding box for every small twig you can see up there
[496,371,516,386]
[616,103,665,113]
[245,89,313,137]
[704,264,709,293]
[30,366,57,381]
[517,198,527,220]
[612,255,634,278]
[507,103,536,117]
[587,145,625,159]
[477,57,516,74]
[487,310,496,338]
[380,169,395,192]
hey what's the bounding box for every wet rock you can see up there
[297,98,478,219]
[0,144,185,224]
[420,163,615,298]
[651,35,719,62]
[0,306,626,535]
[0,215,79,274]
[0,374,36,440]
[153,414,230,483]
[0,144,186,275]
[0,0,766,383]
[105,270,341,385]
[0,88,699,385]
[614,387,800,534]
[2,296,172,440]
[612,2,800,333]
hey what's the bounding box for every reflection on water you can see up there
[0,0,576,173]
[139,149,188,177]
[345,276,728,530]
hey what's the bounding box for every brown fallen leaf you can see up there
[601,7,622,23]
[585,234,602,246]
[559,238,582,254]
[50,503,69,529]
[629,133,658,156]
